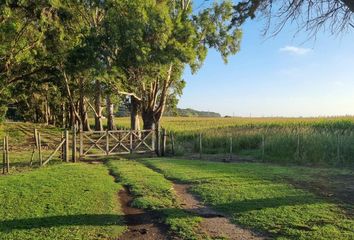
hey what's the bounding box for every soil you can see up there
[117,187,174,240]
[173,183,266,240]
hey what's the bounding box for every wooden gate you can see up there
[78,129,155,158]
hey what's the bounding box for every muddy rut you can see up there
[117,187,172,240]
[173,183,264,240]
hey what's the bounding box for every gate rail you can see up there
[78,129,155,158]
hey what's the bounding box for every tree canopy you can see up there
[0,0,243,129]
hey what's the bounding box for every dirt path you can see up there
[117,187,173,240]
[173,183,265,240]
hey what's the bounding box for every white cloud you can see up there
[279,46,312,56]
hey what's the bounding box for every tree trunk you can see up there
[106,94,116,130]
[69,104,74,128]
[94,80,103,131]
[79,78,91,131]
[142,109,155,130]
[44,97,49,125]
[130,97,140,130]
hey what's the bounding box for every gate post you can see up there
[130,130,133,154]
[155,122,161,156]
[162,129,167,156]
[38,132,42,166]
[151,127,155,152]
[79,128,83,159]
[106,129,109,155]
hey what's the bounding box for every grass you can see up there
[104,116,354,167]
[0,122,62,146]
[0,122,65,174]
[0,163,125,240]
[143,158,354,240]
[106,159,203,239]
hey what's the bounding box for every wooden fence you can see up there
[2,135,9,174]
[1,127,170,173]
[78,129,156,158]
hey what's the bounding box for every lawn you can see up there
[107,159,203,239]
[143,158,354,240]
[0,163,125,240]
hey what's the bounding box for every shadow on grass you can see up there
[0,214,127,232]
[211,195,324,214]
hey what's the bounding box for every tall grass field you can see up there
[113,116,354,167]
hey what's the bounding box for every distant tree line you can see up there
[117,106,221,118]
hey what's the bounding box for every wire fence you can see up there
[163,129,354,167]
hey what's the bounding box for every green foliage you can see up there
[145,158,354,240]
[0,164,125,240]
[1,0,244,127]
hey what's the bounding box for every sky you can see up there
[178,2,354,117]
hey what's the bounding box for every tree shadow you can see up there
[0,214,129,232]
[212,195,324,214]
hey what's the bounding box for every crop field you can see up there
[111,116,354,167]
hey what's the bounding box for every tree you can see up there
[232,0,354,36]
[102,0,243,130]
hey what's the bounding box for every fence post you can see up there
[65,129,69,162]
[38,132,42,166]
[162,129,167,156]
[6,135,9,173]
[30,129,38,166]
[337,133,340,163]
[60,132,64,160]
[79,129,83,158]
[34,128,38,147]
[296,134,300,161]
[151,127,156,152]
[130,130,133,154]
[2,137,5,174]
[106,129,109,155]
[72,126,77,162]
[199,132,202,159]
[262,134,265,162]
[155,123,161,156]
[229,136,233,160]
[171,131,175,155]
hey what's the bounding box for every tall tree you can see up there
[102,0,243,130]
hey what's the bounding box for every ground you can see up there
[0,156,353,239]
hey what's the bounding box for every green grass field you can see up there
[143,158,354,240]
[0,163,125,240]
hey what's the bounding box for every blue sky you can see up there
[178,2,354,117]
